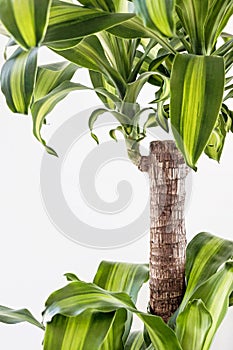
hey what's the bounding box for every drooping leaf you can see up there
[0,305,44,330]
[0,0,52,49]
[176,300,212,350]
[64,273,80,282]
[43,0,134,49]
[94,261,149,348]
[31,81,91,154]
[33,62,78,101]
[170,53,225,170]
[43,281,182,350]
[204,114,229,162]
[108,17,176,55]
[1,47,38,114]
[53,35,127,96]
[125,331,148,350]
[44,311,115,350]
[134,0,176,37]
[44,262,149,350]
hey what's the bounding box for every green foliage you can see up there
[1,0,233,168]
[170,54,225,169]
[0,233,232,350]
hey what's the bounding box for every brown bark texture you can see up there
[139,140,189,323]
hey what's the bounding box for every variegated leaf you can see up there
[1,47,38,114]
[170,54,225,169]
[134,0,176,37]
[176,300,212,350]
[43,281,182,350]
[0,0,52,49]
[43,0,134,50]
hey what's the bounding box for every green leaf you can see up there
[43,0,134,49]
[44,312,115,350]
[170,53,225,170]
[43,281,182,350]
[204,114,228,162]
[205,0,233,54]
[107,17,176,55]
[180,232,233,311]
[230,292,233,306]
[53,35,127,96]
[176,0,208,54]
[94,261,149,348]
[31,81,91,154]
[124,72,160,104]
[134,0,176,37]
[45,262,149,350]
[1,47,38,114]
[33,62,78,101]
[64,273,80,282]
[125,331,148,350]
[0,0,52,49]
[93,261,149,303]
[0,305,44,330]
[89,70,117,109]
[78,0,115,12]
[191,262,233,350]
[176,300,212,350]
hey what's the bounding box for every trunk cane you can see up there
[139,140,189,323]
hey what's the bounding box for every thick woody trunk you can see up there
[139,140,188,323]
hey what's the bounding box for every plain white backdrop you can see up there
[0,26,233,350]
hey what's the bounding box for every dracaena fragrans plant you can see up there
[0,0,233,349]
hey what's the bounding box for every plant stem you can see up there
[139,140,189,323]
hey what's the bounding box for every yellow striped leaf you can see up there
[181,232,233,309]
[176,300,212,350]
[43,281,182,350]
[170,54,225,170]
[190,262,233,350]
[44,312,115,350]
[43,0,134,50]
[134,0,176,37]
[43,262,149,350]
[176,0,208,54]
[0,0,52,49]
[1,47,38,114]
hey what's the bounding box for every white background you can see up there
[0,26,233,350]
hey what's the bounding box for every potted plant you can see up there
[0,0,233,349]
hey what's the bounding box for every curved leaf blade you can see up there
[43,281,182,350]
[176,0,208,54]
[31,81,91,154]
[0,305,43,330]
[134,0,176,37]
[44,311,115,350]
[170,54,225,170]
[53,35,127,95]
[43,0,134,49]
[94,261,149,348]
[0,0,52,49]
[125,331,149,350]
[176,300,212,350]
[191,262,233,350]
[1,47,38,114]
[33,62,78,101]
